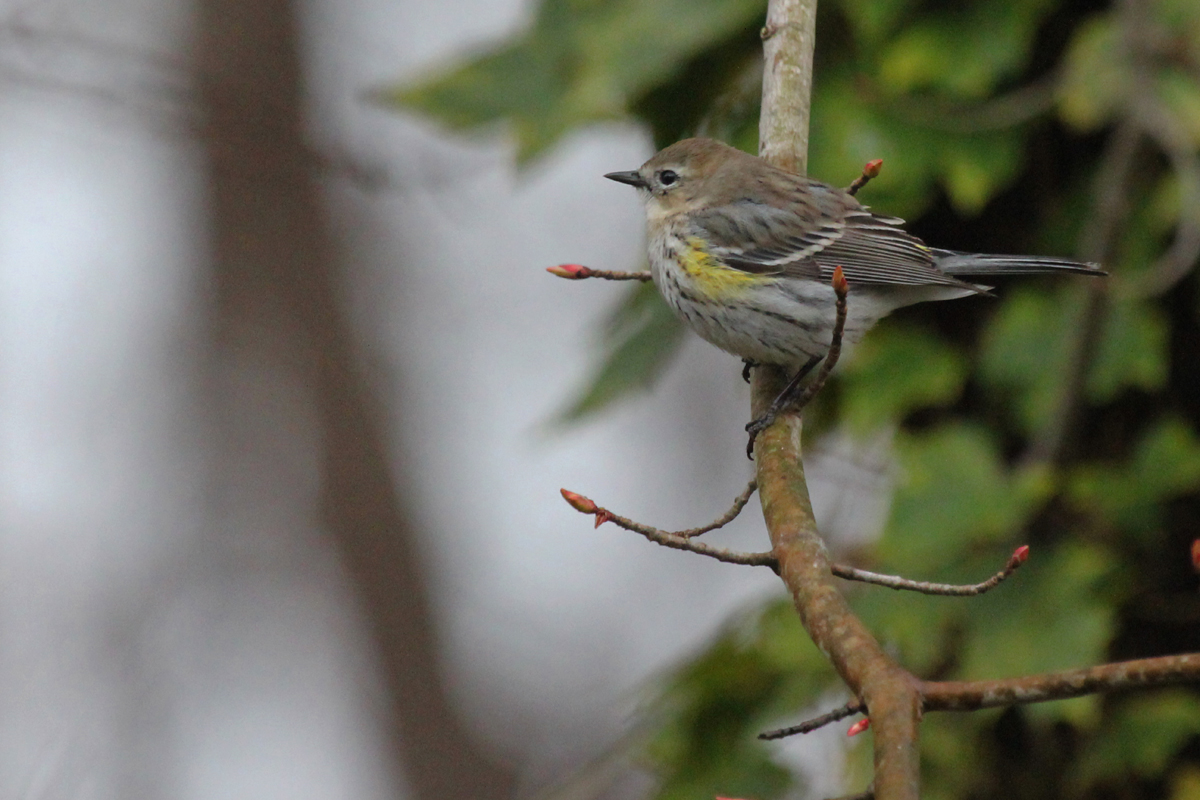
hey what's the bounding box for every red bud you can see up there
[847,718,870,737]
[831,265,849,295]
[864,159,883,178]
[1191,539,1200,572]
[1012,545,1030,565]
[594,509,614,529]
[546,264,590,279]
[560,489,597,514]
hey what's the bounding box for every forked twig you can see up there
[832,546,1029,596]
[677,480,758,538]
[559,487,777,569]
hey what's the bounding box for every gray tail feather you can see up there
[932,248,1105,277]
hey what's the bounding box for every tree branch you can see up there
[755,1,924,798]
[758,0,818,175]
[546,264,652,281]
[559,488,777,568]
[832,545,1029,596]
[923,653,1200,711]
[677,480,758,538]
[758,700,865,740]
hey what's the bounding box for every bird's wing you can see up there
[689,196,975,289]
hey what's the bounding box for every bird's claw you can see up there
[741,359,757,383]
[744,413,776,459]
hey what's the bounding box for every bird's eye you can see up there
[658,169,679,186]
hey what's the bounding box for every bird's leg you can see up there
[741,358,759,383]
[744,355,824,458]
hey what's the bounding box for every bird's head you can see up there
[604,137,745,218]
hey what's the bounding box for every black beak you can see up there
[604,170,648,189]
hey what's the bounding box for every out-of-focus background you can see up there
[3,0,1200,798]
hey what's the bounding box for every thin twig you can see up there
[759,700,865,740]
[846,160,883,197]
[831,546,1029,596]
[546,264,652,281]
[677,480,758,538]
[745,267,849,458]
[793,267,849,410]
[559,489,777,568]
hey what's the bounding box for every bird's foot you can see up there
[745,412,776,458]
[743,354,824,459]
[741,359,758,383]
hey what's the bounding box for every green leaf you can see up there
[644,601,836,800]
[851,578,961,677]
[1170,765,1200,800]
[809,72,941,219]
[381,0,766,161]
[1068,416,1200,531]
[839,323,969,434]
[880,423,1050,575]
[875,0,1055,99]
[557,281,685,423]
[1158,67,1200,148]
[979,288,1169,435]
[809,71,1031,219]
[920,712,998,800]
[978,287,1075,433]
[834,0,920,48]
[958,541,1117,683]
[938,132,1024,214]
[1087,297,1169,402]
[631,24,764,149]
[1057,13,1127,131]
[1074,692,1200,788]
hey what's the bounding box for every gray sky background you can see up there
[0,0,881,796]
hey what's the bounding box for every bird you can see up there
[603,137,1103,453]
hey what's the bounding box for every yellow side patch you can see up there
[679,236,765,299]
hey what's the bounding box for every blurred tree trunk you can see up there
[193,1,517,798]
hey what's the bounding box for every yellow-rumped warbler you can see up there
[605,137,1103,373]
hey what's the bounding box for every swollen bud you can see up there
[1191,539,1200,573]
[831,265,849,295]
[847,718,871,737]
[546,264,590,279]
[560,488,597,514]
[1012,545,1030,565]
[864,159,883,178]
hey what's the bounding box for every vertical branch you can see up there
[758,0,818,174]
[754,2,924,798]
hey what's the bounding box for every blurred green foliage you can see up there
[386,0,1200,797]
